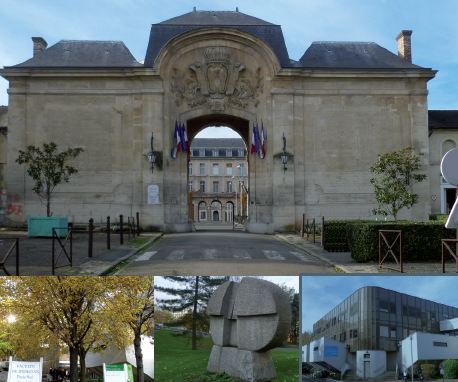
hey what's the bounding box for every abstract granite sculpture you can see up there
[207,277,291,381]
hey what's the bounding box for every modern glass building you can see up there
[310,286,458,369]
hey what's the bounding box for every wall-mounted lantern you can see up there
[145,133,156,173]
[281,133,288,172]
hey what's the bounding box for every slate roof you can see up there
[191,138,245,149]
[429,110,458,130]
[144,10,291,67]
[12,40,141,68]
[299,42,423,69]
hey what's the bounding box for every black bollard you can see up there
[88,218,94,258]
[120,214,124,245]
[107,216,111,250]
[136,211,140,236]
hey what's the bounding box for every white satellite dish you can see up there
[441,148,458,186]
[441,148,458,229]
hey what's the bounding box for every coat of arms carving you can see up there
[170,47,262,111]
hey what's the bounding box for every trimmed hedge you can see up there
[347,221,455,262]
[322,220,350,252]
[323,219,455,262]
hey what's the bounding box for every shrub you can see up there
[347,221,456,263]
[444,360,458,378]
[322,220,351,252]
[419,363,437,379]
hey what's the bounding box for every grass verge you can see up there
[155,328,299,381]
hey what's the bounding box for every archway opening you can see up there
[187,114,249,229]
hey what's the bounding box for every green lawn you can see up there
[155,328,299,381]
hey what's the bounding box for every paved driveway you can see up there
[115,232,333,275]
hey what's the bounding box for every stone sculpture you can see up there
[207,277,291,381]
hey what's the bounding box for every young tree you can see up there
[107,277,154,382]
[279,284,299,344]
[370,147,427,221]
[156,276,229,350]
[16,142,83,217]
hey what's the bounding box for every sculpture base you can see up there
[207,345,276,382]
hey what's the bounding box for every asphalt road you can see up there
[115,232,333,275]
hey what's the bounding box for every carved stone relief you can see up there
[170,47,263,111]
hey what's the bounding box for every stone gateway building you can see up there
[0,9,437,233]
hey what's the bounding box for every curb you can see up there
[274,234,347,273]
[65,233,164,276]
[99,233,164,275]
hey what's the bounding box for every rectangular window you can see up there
[380,325,389,337]
[199,149,205,157]
[205,149,212,157]
[200,163,205,175]
[238,149,244,157]
[199,181,205,192]
[199,211,206,220]
[390,328,396,338]
[188,181,193,191]
[219,149,225,156]
[226,149,232,157]
[226,163,233,176]
[433,341,448,347]
[193,149,200,157]
[238,164,245,176]
[212,149,218,157]
[226,181,232,193]
[188,162,192,175]
[212,164,219,176]
[213,181,219,193]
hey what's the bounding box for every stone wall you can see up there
[1,29,434,232]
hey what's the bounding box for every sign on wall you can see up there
[324,346,338,357]
[103,363,132,382]
[7,357,43,382]
[147,184,160,204]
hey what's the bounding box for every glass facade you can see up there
[312,286,458,353]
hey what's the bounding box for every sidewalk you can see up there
[277,233,458,274]
[0,230,162,276]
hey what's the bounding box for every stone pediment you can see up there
[170,47,263,112]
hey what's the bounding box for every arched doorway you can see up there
[211,200,222,222]
[226,201,234,222]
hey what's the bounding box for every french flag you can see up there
[171,121,181,158]
[181,122,190,153]
[251,123,257,155]
[260,123,266,159]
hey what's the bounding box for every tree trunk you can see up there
[46,190,51,217]
[134,330,144,382]
[191,276,199,350]
[69,346,79,382]
[78,348,87,382]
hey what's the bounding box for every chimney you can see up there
[396,30,412,63]
[32,37,47,57]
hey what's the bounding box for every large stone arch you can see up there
[159,28,278,233]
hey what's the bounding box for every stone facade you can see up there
[428,111,458,214]
[0,10,437,233]
[189,138,248,223]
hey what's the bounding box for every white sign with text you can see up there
[7,357,42,382]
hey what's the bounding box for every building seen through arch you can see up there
[188,137,248,225]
